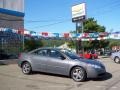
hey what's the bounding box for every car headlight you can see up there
[87,64,101,69]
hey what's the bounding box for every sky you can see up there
[24,0,120,33]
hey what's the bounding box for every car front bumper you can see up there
[87,66,106,78]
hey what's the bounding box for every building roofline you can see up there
[0,8,24,17]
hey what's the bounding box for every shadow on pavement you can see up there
[0,62,8,65]
[32,71,69,79]
[88,72,112,81]
[0,60,8,65]
[0,59,17,65]
[31,72,112,82]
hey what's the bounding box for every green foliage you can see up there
[41,39,66,47]
[83,41,92,50]
[69,18,108,50]
[67,40,76,49]
[24,38,69,51]
[84,18,105,33]
[24,38,43,51]
[109,39,120,48]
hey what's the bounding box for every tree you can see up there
[69,18,109,50]
[24,38,43,51]
[84,18,105,33]
[109,39,120,48]
[84,18,109,50]
[68,40,76,49]
[41,39,65,47]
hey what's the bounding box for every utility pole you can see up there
[81,21,84,55]
[22,33,24,51]
[76,22,79,54]
[76,21,84,54]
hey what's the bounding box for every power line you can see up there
[1,0,120,30]
[24,18,71,23]
[89,0,120,16]
[25,1,120,24]
[27,19,71,29]
[91,4,120,17]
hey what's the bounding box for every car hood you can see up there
[77,58,103,66]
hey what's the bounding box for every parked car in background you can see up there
[0,49,10,60]
[0,49,18,60]
[79,50,98,59]
[104,49,112,56]
[90,50,98,59]
[18,47,106,82]
[111,51,120,64]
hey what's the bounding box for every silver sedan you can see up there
[18,47,106,82]
[111,51,120,63]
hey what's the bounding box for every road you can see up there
[0,57,120,90]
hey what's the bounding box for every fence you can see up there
[0,29,23,58]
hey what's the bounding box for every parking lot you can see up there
[0,57,120,90]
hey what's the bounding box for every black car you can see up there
[0,49,10,60]
[104,50,112,56]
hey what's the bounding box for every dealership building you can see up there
[0,0,24,56]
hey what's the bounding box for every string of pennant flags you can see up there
[0,28,120,41]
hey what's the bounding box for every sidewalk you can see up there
[98,55,110,59]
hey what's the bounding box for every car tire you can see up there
[71,67,87,82]
[22,62,32,74]
[114,57,120,64]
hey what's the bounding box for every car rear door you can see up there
[30,49,48,72]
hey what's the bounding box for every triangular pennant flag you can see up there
[64,33,69,38]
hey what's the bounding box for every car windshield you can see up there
[60,49,83,60]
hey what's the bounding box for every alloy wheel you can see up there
[22,62,32,74]
[114,57,120,64]
[71,67,86,82]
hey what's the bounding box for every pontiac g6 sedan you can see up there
[18,47,106,82]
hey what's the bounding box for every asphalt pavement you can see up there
[0,57,120,90]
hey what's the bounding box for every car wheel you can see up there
[114,57,120,64]
[71,67,87,82]
[22,62,32,74]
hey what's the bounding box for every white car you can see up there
[111,51,120,63]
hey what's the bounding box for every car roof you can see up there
[28,47,62,53]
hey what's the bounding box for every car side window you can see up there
[48,50,65,60]
[33,49,48,56]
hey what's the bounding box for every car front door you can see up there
[46,49,70,75]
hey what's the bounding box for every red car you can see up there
[91,53,98,59]
[79,51,98,59]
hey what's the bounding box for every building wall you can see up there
[0,0,24,29]
[0,13,24,29]
[0,0,24,56]
[0,0,24,13]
